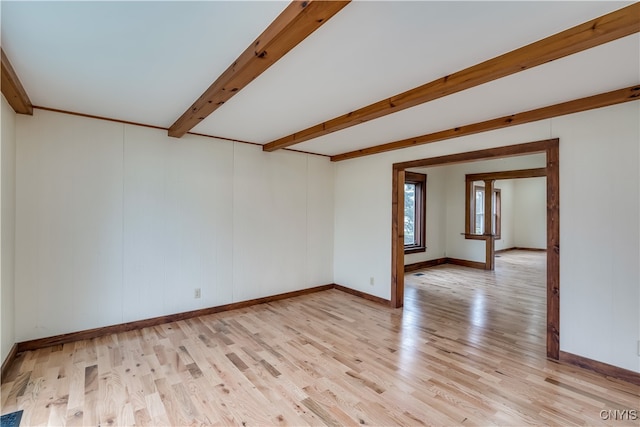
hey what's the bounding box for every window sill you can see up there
[462,233,502,241]
[404,246,426,254]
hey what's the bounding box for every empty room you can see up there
[1,1,639,426]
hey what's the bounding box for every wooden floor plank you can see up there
[2,251,638,425]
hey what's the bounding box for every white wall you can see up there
[513,177,546,249]
[14,109,334,341]
[494,179,515,252]
[334,102,640,373]
[555,104,639,373]
[1,96,17,364]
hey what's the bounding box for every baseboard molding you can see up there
[496,247,547,253]
[17,284,334,352]
[407,251,547,272]
[495,247,516,254]
[405,257,485,272]
[404,258,447,272]
[559,351,640,386]
[446,257,487,270]
[333,284,391,306]
[15,283,389,354]
[1,343,18,380]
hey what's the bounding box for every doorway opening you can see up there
[391,138,559,359]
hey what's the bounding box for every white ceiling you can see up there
[2,1,638,158]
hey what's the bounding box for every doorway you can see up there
[391,138,559,359]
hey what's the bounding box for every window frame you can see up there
[468,184,501,239]
[404,172,427,254]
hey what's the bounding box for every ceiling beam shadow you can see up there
[331,85,640,162]
[1,48,33,115]
[264,3,640,152]
[168,0,350,138]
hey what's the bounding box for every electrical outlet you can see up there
[194,288,201,299]
[369,277,374,286]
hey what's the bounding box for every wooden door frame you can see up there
[464,167,547,270]
[391,138,560,359]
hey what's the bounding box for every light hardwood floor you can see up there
[2,251,638,426]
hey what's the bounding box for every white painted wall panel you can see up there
[233,144,308,301]
[553,103,639,372]
[14,110,334,342]
[513,177,546,249]
[15,110,124,340]
[122,125,169,321]
[494,180,515,252]
[1,96,17,363]
[307,155,335,286]
[122,126,234,321]
[334,155,392,298]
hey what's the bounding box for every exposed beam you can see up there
[466,168,547,182]
[331,86,640,162]
[168,0,350,138]
[1,48,33,115]
[264,3,640,152]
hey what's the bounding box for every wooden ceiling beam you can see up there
[168,0,350,138]
[1,48,33,115]
[465,168,547,182]
[331,85,640,162]
[264,3,640,152]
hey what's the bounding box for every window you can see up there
[404,172,426,253]
[470,184,501,239]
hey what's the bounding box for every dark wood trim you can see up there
[1,48,32,115]
[446,257,487,270]
[465,179,473,235]
[494,188,501,240]
[461,233,487,241]
[495,247,517,254]
[16,285,334,352]
[394,138,556,171]
[483,180,495,271]
[169,0,350,138]
[268,4,640,152]
[404,172,427,254]
[31,106,331,158]
[404,246,426,255]
[483,180,494,242]
[391,138,560,359]
[404,257,448,272]
[333,284,390,306]
[497,247,547,253]
[331,86,640,161]
[406,257,487,272]
[559,351,640,386]
[391,168,405,308]
[466,168,547,182]
[546,140,560,360]
[1,343,18,380]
